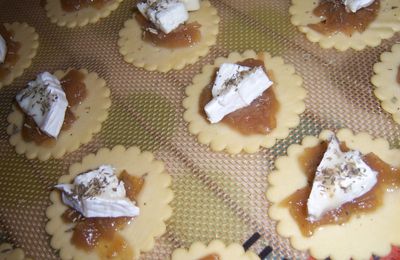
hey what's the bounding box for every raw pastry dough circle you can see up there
[45,145,173,260]
[183,50,306,154]
[7,69,111,161]
[118,0,220,73]
[0,22,39,89]
[0,243,31,260]
[289,0,400,51]
[371,43,400,124]
[266,129,400,260]
[171,240,260,260]
[46,0,123,28]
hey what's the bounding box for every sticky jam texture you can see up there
[308,0,380,36]
[60,0,110,12]
[200,58,279,135]
[135,13,201,48]
[61,170,144,258]
[0,24,21,80]
[21,70,87,145]
[282,141,400,237]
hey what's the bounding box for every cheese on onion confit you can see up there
[16,72,68,138]
[307,135,378,221]
[204,63,273,124]
[0,34,6,64]
[55,165,140,218]
[137,0,189,34]
[342,0,375,13]
[180,0,200,11]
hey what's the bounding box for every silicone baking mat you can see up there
[0,0,399,259]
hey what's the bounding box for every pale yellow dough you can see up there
[372,43,400,124]
[266,129,400,260]
[45,145,173,260]
[7,69,111,161]
[0,23,38,89]
[46,0,123,28]
[0,243,31,260]
[289,0,400,51]
[118,0,219,72]
[171,240,260,260]
[183,50,306,154]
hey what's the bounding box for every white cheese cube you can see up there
[180,0,200,11]
[55,165,140,218]
[0,35,6,64]
[342,0,375,12]
[16,72,68,138]
[307,136,378,221]
[137,0,189,34]
[204,63,273,124]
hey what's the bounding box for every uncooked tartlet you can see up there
[7,68,111,161]
[46,0,124,28]
[171,240,259,260]
[289,0,400,51]
[183,50,306,154]
[0,243,31,260]
[371,43,400,124]
[266,128,400,260]
[45,145,173,260]
[0,22,38,89]
[118,0,219,73]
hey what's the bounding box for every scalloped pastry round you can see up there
[118,0,219,73]
[266,128,400,260]
[46,0,123,28]
[171,240,260,260]
[183,50,306,154]
[0,22,39,89]
[371,43,400,124]
[45,145,173,260]
[289,0,400,51]
[7,69,111,161]
[0,243,32,260]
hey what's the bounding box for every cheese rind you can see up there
[179,0,200,11]
[137,0,189,34]
[342,0,375,13]
[307,136,378,221]
[55,165,140,218]
[15,72,68,138]
[0,35,6,64]
[204,63,273,124]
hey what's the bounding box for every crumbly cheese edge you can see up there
[117,0,219,72]
[45,0,123,28]
[266,128,400,260]
[0,22,39,89]
[183,50,306,154]
[6,69,111,161]
[45,145,173,260]
[371,43,400,124]
[0,243,32,260]
[289,0,400,51]
[171,240,260,260]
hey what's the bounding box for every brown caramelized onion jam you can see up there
[0,24,21,80]
[135,13,201,48]
[60,0,110,12]
[21,69,87,145]
[200,58,279,135]
[308,0,380,36]
[198,253,221,260]
[282,141,400,237]
[61,170,144,258]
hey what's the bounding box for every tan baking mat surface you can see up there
[0,0,399,259]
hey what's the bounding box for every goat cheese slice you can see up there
[180,0,200,11]
[204,63,273,124]
[0,34,6,64]
[16,72,68,138]
[137,0,189,34]
[307,136,378,221]
[342,0,375,13]
[55,165,140,218]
